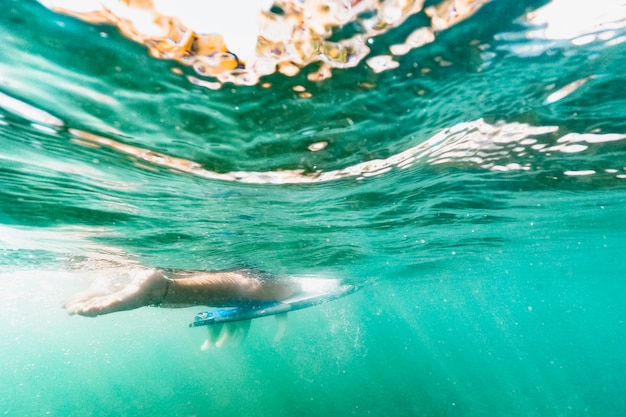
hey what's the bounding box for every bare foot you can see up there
[64,268,168,317]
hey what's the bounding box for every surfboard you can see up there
[189,278,358,327]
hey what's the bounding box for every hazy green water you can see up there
[1,0,626,416]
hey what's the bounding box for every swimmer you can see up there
[64,268,298,317]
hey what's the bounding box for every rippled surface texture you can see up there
[1,1,626,416]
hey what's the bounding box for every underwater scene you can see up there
[1,0,625,416]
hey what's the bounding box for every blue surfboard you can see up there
[189,278,358,327]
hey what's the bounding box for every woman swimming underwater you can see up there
[64,267,356,321]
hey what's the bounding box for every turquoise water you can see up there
[1,0,626,416]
